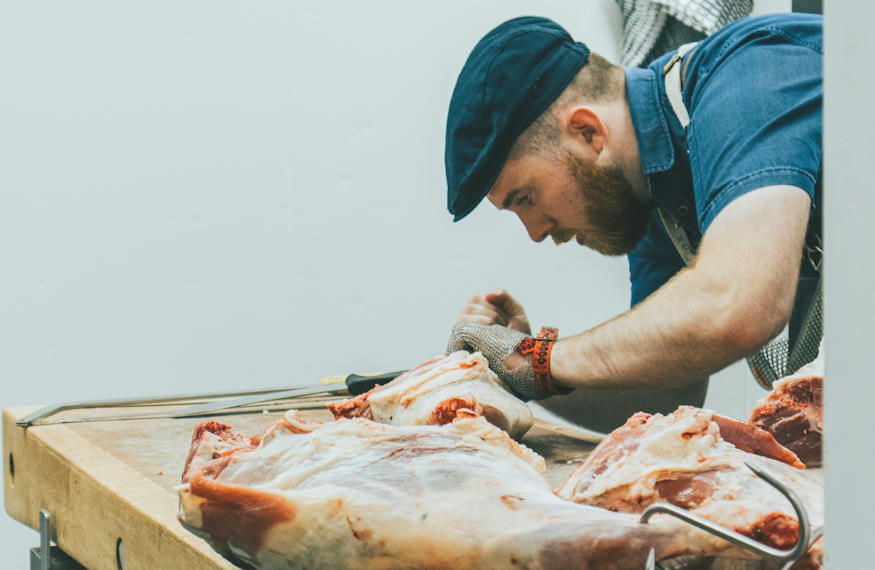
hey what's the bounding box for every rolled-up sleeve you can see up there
[685,23,822,232]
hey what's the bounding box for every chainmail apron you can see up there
[615,0,753,67]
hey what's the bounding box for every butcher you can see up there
[445,13,823,432]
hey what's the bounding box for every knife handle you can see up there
[345,370,406,395]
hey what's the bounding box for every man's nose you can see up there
[518,212,552,242]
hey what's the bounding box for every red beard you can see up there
[565,151,650,256]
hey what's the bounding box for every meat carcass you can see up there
[749,347,824,466]
[181,420,277,484]
[555,406,823,567]
[327,350,533,438]
[178,412,780,569]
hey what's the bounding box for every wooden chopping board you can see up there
[3,400,598,570]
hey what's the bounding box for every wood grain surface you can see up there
[3,401,598,569]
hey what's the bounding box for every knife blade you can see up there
[169,370,406,417]
[17,370,406,427]
[15,386,312,427]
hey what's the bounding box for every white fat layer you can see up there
[569,409,734,502]
[558,407,823,544]
[366,351,533,438]
[178,413,734,569]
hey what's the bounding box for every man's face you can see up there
[487,149,650,256]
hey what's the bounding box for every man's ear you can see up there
[564,107,607,154]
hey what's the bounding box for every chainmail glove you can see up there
[447,321,562,401]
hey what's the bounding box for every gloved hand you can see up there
[447,321,568,401]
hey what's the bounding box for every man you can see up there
[444,14,822,432]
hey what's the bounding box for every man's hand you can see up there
[458,288,532,334]
[447,321,553,400]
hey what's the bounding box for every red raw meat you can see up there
[555,406,823,568]
[179,411,816,569]
[749,348,824,467]
[327,350,533,438]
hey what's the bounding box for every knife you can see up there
[167,370,406,418]
[16,370,406,427]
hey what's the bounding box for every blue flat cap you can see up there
[445,17,590,221]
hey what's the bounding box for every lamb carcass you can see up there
[178,411,780,570]
[555,406,823,568]
[327,350,533,438]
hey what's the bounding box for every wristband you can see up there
[517,327,570,395]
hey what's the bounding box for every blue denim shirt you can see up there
[625,14,823,338]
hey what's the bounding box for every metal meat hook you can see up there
[640,461,816,568]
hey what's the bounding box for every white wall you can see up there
[822,1,875,568]
[1,0,814,566]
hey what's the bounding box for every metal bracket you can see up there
[29,510,86,570]
[640,462,818,567]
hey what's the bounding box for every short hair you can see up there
[508,52,625,160]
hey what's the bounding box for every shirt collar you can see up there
[624,66,675,175]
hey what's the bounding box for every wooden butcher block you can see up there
[3,400,598,570]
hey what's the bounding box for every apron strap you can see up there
[662,41,698,129]
[657,41,698,263]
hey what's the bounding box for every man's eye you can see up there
[517,193,533,206]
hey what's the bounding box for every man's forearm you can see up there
[551,265,755,390]
[550,185,811,391]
